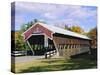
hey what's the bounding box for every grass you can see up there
[12,53,97,73]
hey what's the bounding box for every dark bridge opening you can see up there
[28,35,56,56]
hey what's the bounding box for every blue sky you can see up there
[11,2,97,32]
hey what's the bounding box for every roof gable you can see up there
[22,23,53,40]
[22,22,90,41]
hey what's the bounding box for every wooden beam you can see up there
[52,38,59,56]
[27,40,34,55]
[44,35,48,47]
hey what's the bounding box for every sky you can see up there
[11,2,97,32]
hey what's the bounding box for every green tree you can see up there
[20,24,27,32]
[15,31,24,50]
[14,31,29,51]
[15,19,46,51]
[21,19,46,32]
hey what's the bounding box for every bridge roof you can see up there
[23,22,91,40]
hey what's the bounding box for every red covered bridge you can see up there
[22,22,91,59]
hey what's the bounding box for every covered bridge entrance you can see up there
[27,34,56,56]
[22,22,91,59]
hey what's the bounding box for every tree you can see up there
[34,19,39,23]
[20,19,46,32]
[87,27,97,39]
[87,27,97,48]
[15,31,25,50]
[26,21,33,29]
[20,19,39,32]
[70,26,84,34]
[20,24,27,32]
[64,24,71,31]
[14,19,46,51]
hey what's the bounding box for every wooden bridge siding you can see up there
[53,36,90,58]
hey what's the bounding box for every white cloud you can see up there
[67,6,97,20]
[16,2,59,14]
[16,2,97,21]
[52,19,80,27]
[15,2,97,31]
[44,13,58,20]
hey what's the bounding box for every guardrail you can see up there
[11,51,27,56]
[45,50,56,58]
